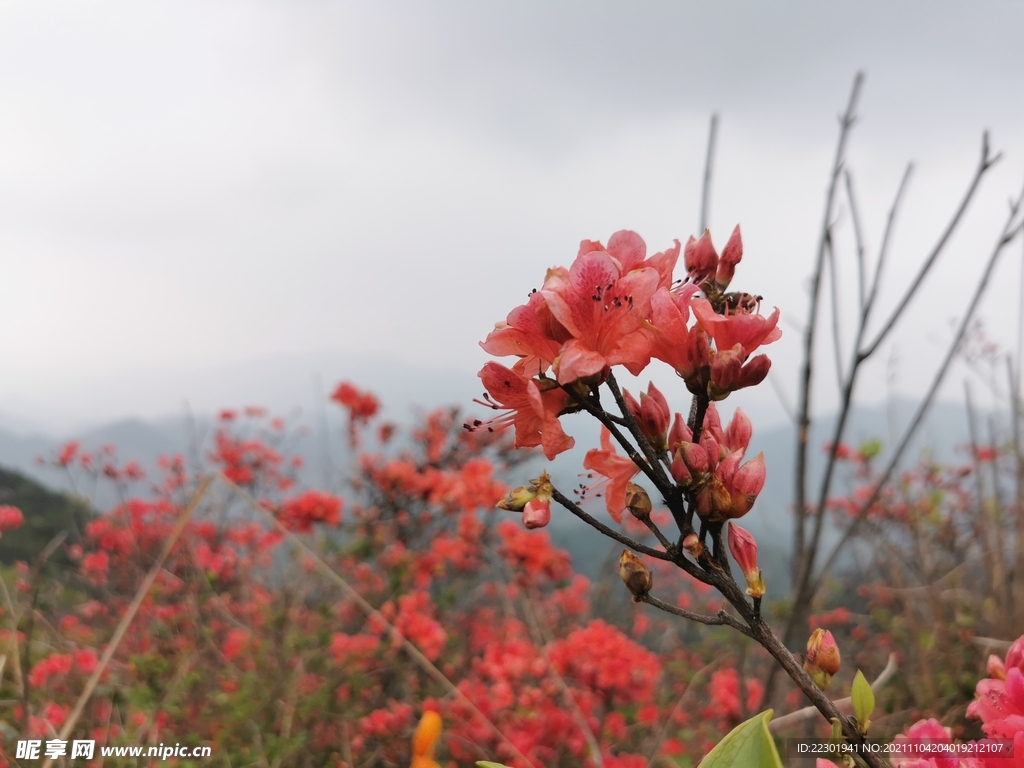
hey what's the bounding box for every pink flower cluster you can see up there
[473,229,781,460]
[819,637,1024,768]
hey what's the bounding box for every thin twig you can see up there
[861,134,1000,359]
[811,180,1024,594]
[793,71,864,585]
[646,660,718,765]
[825,233,845,385]
[640,594,753,639]
[844,169,868,314]
[699,113,719,234]
[863,163,913,323]
[550,487,672,561]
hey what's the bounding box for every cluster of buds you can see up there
[667,404,766,521]
[497,471,554,529]
[618,550,653,602]
[804,628,842,690]
[622,382,671,450]
[684,226,744,291]
[727,523,765,598]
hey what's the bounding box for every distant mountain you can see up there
[0,466,93,566]
[0,346,991,586]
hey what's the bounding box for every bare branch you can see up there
[699,113,719,234]
[549,486,673,562]
[811,179,1024,594]
[640,593,754,638]
[825,232,845,385]
[844,169,868,313]
[864,163,913,325]
[793,71,864,582]
[861,134,1000,360]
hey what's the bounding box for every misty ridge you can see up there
[0,349,995,587]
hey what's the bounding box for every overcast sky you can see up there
[1,1,1023,433]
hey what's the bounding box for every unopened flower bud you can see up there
[522,497,551,529]
[714,224,743,288]
[685,229,719,283]
[497,472,554,530]
[727,523,765,598]
[625,482,652,522]
[723,408,752,454]
[618,550,653,602]
[805,628,841,690]
[497,485,538,512]
[669,412,692,451]
[670,454,692,485]
[988,654,1007,681]
[639,383,670,450]
[682,533,705,560]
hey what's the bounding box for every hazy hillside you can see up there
[0,361,988,585]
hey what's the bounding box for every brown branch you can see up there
[699,113,719,234]
[793,71,864,587]
[550,486,673,561]
[826,232,845,385]
[810,179,1024,594]
[784,134,1001,659]
[844,169,868,314]
[861,134,1000,360]
[639,593,753,638]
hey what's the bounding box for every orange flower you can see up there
[410,710,442,768]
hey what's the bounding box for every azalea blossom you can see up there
[583,426,641,523]
[480,290,572,376]
[542,249,660,384]
[644,285,710,389]
[468,362,575,460]
[691,297,782,358]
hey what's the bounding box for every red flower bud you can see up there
[618,550,653,601]
[669,412,692,450]
[709,347,772,400]
[624,383,671,450]
[625,482,652,521]
[670,453,692,485]
[805,628,841,689]
[638,383,670,449]
[684,230,719,282]
[727,453,766,518]
[714,224,743,288]
[722,408,752,455]
[727,523,765,598]
[682,533,705,561]
[497,472,554,529]
[522,497,551,529]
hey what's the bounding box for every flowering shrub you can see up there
[0,385,759,767]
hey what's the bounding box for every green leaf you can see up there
[851,669,875,734]
[697,709,783,768]
[859,439,882,460]
[476,763,514,768]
